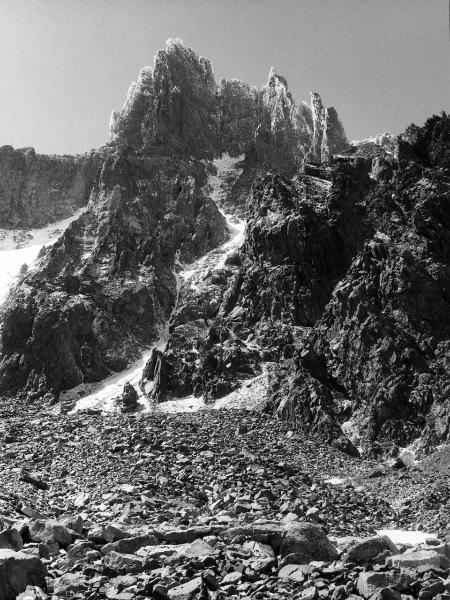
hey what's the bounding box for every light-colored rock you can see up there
[386,550,441,569]
[167,576,203,599]
[278,564,306,582]
[357,570,415,598]
[101,534,158,555]
[103,551,145,573]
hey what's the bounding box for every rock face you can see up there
[0,145,99,228]
[0,153,227,399]
[149,112,450,455]
[262,113,450,452]
[109,38,346,170]
[0,38,347,402]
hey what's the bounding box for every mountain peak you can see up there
[165,37,186,52]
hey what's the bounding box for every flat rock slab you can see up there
[386,550,441,569]
[278,564,306,582]
[167,576,203,599]
[101,534,158,555]
[357,569,415,598]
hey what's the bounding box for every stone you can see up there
[344,536,398,564]
[167,576,203,599]
[103,551,145,573]
[88,524,129,543]
[369,589,401,600]
[15,586,47,600]
[278,564,306,582]
[280,522,339,562]
[221,572,241,585]
[0,529,23,551]
[386,550,441,569]
[28,520,74,547]
[157,525,220,544]
[357,571,414,598]
[117,382,139,413]
[222,522,285,552]
[19,472,48,491]
[58,515,83,534]
[0,549,46,600]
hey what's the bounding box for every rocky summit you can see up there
[0,38,449,600]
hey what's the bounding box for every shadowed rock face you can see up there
[0,146,100,229]
[150,113,450,455]
[0,153,228,399]
[270,114,450,452]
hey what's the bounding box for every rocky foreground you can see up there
[1,402,450,599]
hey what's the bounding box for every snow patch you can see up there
[0,208,87,306]
[67,324,169,413]
[324,477,347,486]
[376,529,438,547]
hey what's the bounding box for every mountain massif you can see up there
[0,38,449,459]
[1,38,450,600]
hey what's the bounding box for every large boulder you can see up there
[279,522,339,563]
[28,520,74,547]
[0,549,46,600]
[222,522,285,553]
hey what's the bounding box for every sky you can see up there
[0,0,449,155]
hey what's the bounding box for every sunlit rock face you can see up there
[0,38,350,405]
[308,92,348,164]
[109,38,347,169]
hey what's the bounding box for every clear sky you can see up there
[1,0,449,155]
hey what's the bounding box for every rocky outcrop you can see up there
[308,92,348,164]
[149,113,450,455]
[0,152,227,400]
[270,113,450,453]
[0,146,99,228]
[109,38,347,169]
[0,39,349,403]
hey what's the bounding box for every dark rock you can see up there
[117,382,139,413]
[280,522,339,563]
[344,536,398,564]
[0,529,23,551]
[0,549,47,600]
